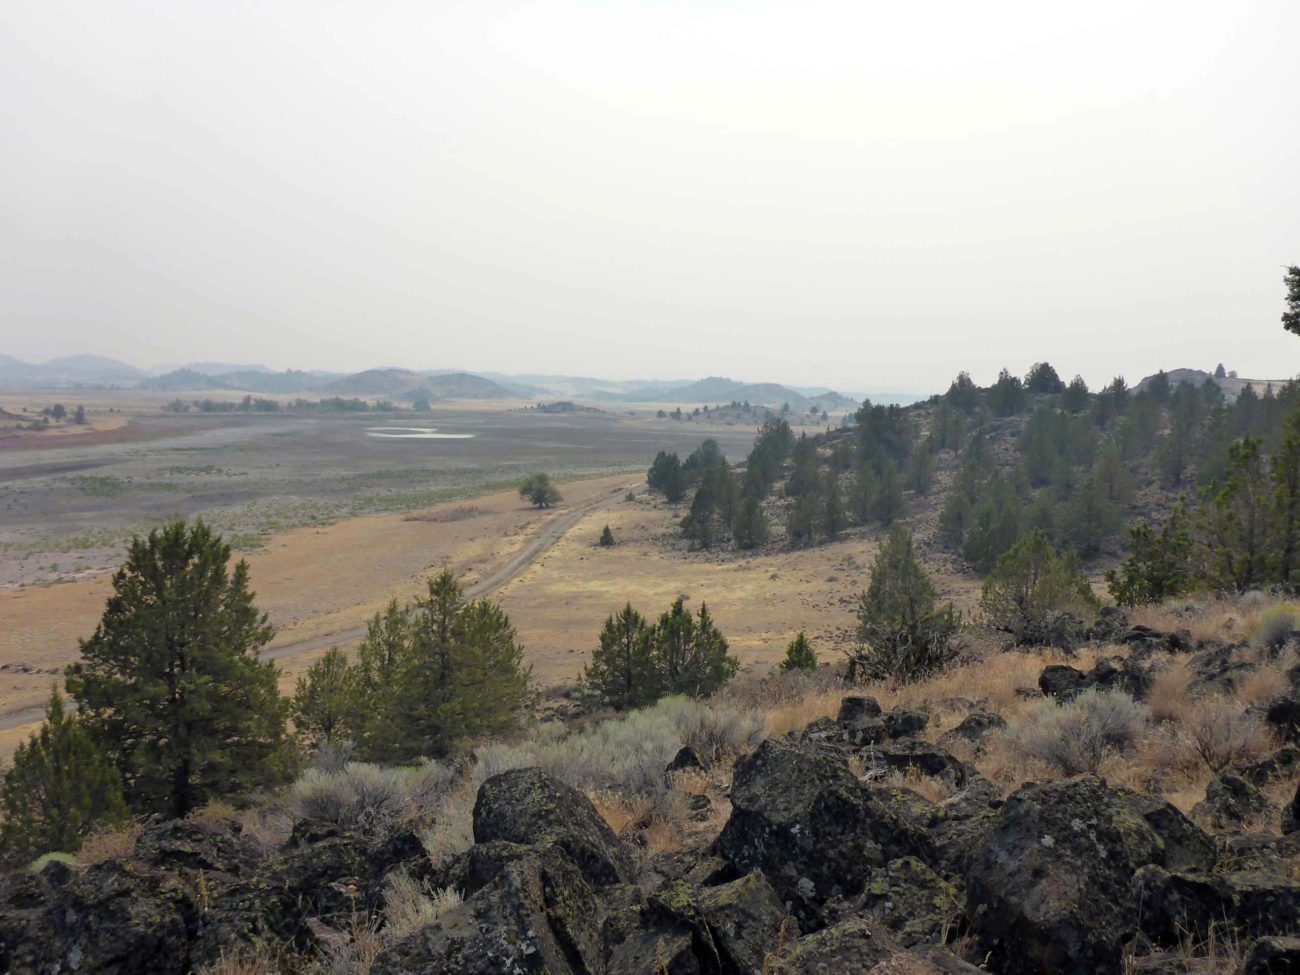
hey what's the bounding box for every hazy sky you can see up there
[2,1,1298,392]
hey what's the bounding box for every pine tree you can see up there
[0,690,126,865]
[1061,375,1090,413]
[1106,505,1193,606]
[980,530,1098,647]
[66,520,291,817]
[379,571,530,760]
[73,405,86,425]
[853,525,959,681]
[293,648,359,748]
[787,491,819,548]
[732,493,769,550]
[1195,436,1271,592]
[584,604,660,709]
[819,470,846,539]
[871,460,906,527]
[658,601,737,697]
[1283,265,1300,337]
[599,524,616,547]
[780,631,817,672]
[1273,411,1300,588]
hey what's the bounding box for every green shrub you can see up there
[780,632,817,672]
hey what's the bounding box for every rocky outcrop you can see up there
[1192,772,1275,830]
[965,775,1210,975]
[1134,866,1300,945]
[711,738,933,928]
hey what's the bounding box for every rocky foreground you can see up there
[2,689,1299,974]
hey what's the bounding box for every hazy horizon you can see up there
[3,1,1298,390]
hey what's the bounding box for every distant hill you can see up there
[142,368,323,393]
[1136,367,1292,402]
[177,361,274,375]
[318,369,515,401]
[0,354,145,387]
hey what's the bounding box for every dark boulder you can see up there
[965,776,1204,975]
[1089,606,1130,642]
[1243,936,1300,975]
[939,711,1007,747]
[373,841,604,975]
[712,739,932,928]
[838,696,884,724]
[651,871,793,974]
[473,767,634,887]
[666,745,704,774]
[6,860,193,975]
[1088,656,1153,700]
[1284,782,1299,835]
[1235,745,1300,788]
[134,819,262,876]
[1192,772,1275,831]
[1215,831,1300,872]
[1133,866,1300,945]
[868,738,977,787]
[1190,645,1256,695]
[1265,695,1300,744]
[1038,664,1090,700]
[883,708,929,740]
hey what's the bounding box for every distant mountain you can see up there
[319,369,516,401]
[0,354,145,387]
[141,368,324,393]
[178,361,274,375]
[419,370,544,399]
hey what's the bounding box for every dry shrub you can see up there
[1147,659,1196,724]
[1008,689,1149,776]
[418,780,476,868]
[1251,604,1298,651]
[670,768,710,796]
[78,822,142,865]
[198,953,281,975]
[404,505,482,523]
[237,806,294,851]
[642,818,683,854]
[289,761,454,835]
[764,689,850,738]
[1236,664,1290,706]
[382,868,460,939]
[313,912,385,975]
[1178,695,1271,772]
[188,800,239,825]
[880,768,954,803]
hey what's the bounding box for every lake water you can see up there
[365,427,475,440]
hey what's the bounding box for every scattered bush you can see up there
[382,868,460,939]
[1251,604,1298,651]
[1179,695,1268,772]
[1010,688,1148,775]
[288,761,453,835]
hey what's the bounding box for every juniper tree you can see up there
[1274,412,1300,587]
[780,631,817,672]
[1283,265,1300,337]
[787,491,819,548]
[65,520,291,817]
[732,493,769,550]
[854,525,959,681]
[519,472,562,508]
[1106,505,1193,606]
[584,603,660,709]
[1061,375,1090,413]
[654,599,737,697]
[819,470,847,539]
[599,524,616,547]
[0,690,126,865]
[293,648,359,748]
[1195,436,1271,592]
[980,529,1098,648]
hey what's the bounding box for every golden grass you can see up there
[1147,658,1196,725]
[187,799,239,825]
[78,822,143,865]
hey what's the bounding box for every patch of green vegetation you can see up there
[69,475,128,497]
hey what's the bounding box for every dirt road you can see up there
[0,482,642,733]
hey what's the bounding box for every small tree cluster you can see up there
[293,570,531,761]
[583,598,739,709]
[981,529,1098,648]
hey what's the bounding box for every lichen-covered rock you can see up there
[1242,935,1300,974]
[966,776,1202,975]
[134,819,262,875]
[373,841,603,975]
[712,739,932,928]
[1192,772,1275,830]
[860,856,963,946]
[939,711,1006,747]
[1133,866,1300,945]
[1236,745,1300,788]
[5,859,193,975]
[839,696,884,724]
[473,767,634,887]
[776,916,905,973]
[654,871,794,973]
[883,708,929,740]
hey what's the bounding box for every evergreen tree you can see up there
[654,600,737,697]
[0,690,126,865]
[1062,472,1120,558]
[732,493,769,550]
[647,451,681,493]
[1214,363,1227,379]
[819,470,846,539]
[1106,505,1193,606]
[352,598,413,747]
[1145,370,1172,404]
[787,491,819,547]
[73,405,86,425]
[871,459,906,527]
[599,524,616,547]
[584,604,660,709]
[987,368,1026,416]
[293,648,359,748]
[853,525,959,681]
[1195,436,1271,592]
[1283,265,1300,337]
[1274,412,1300,587]
[519,472,562,508]
[849,465,878,523]
[944,372,981,413]
[780,631,817,672]
[66,520,291,817]
[1025,362,1065,394]
[1061,375,1090,413]
[784,435,820,497]
[904,443,935,495]
[378,571,530,760]
[980,530,1098,647]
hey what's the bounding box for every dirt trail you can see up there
[0,483,641,733]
